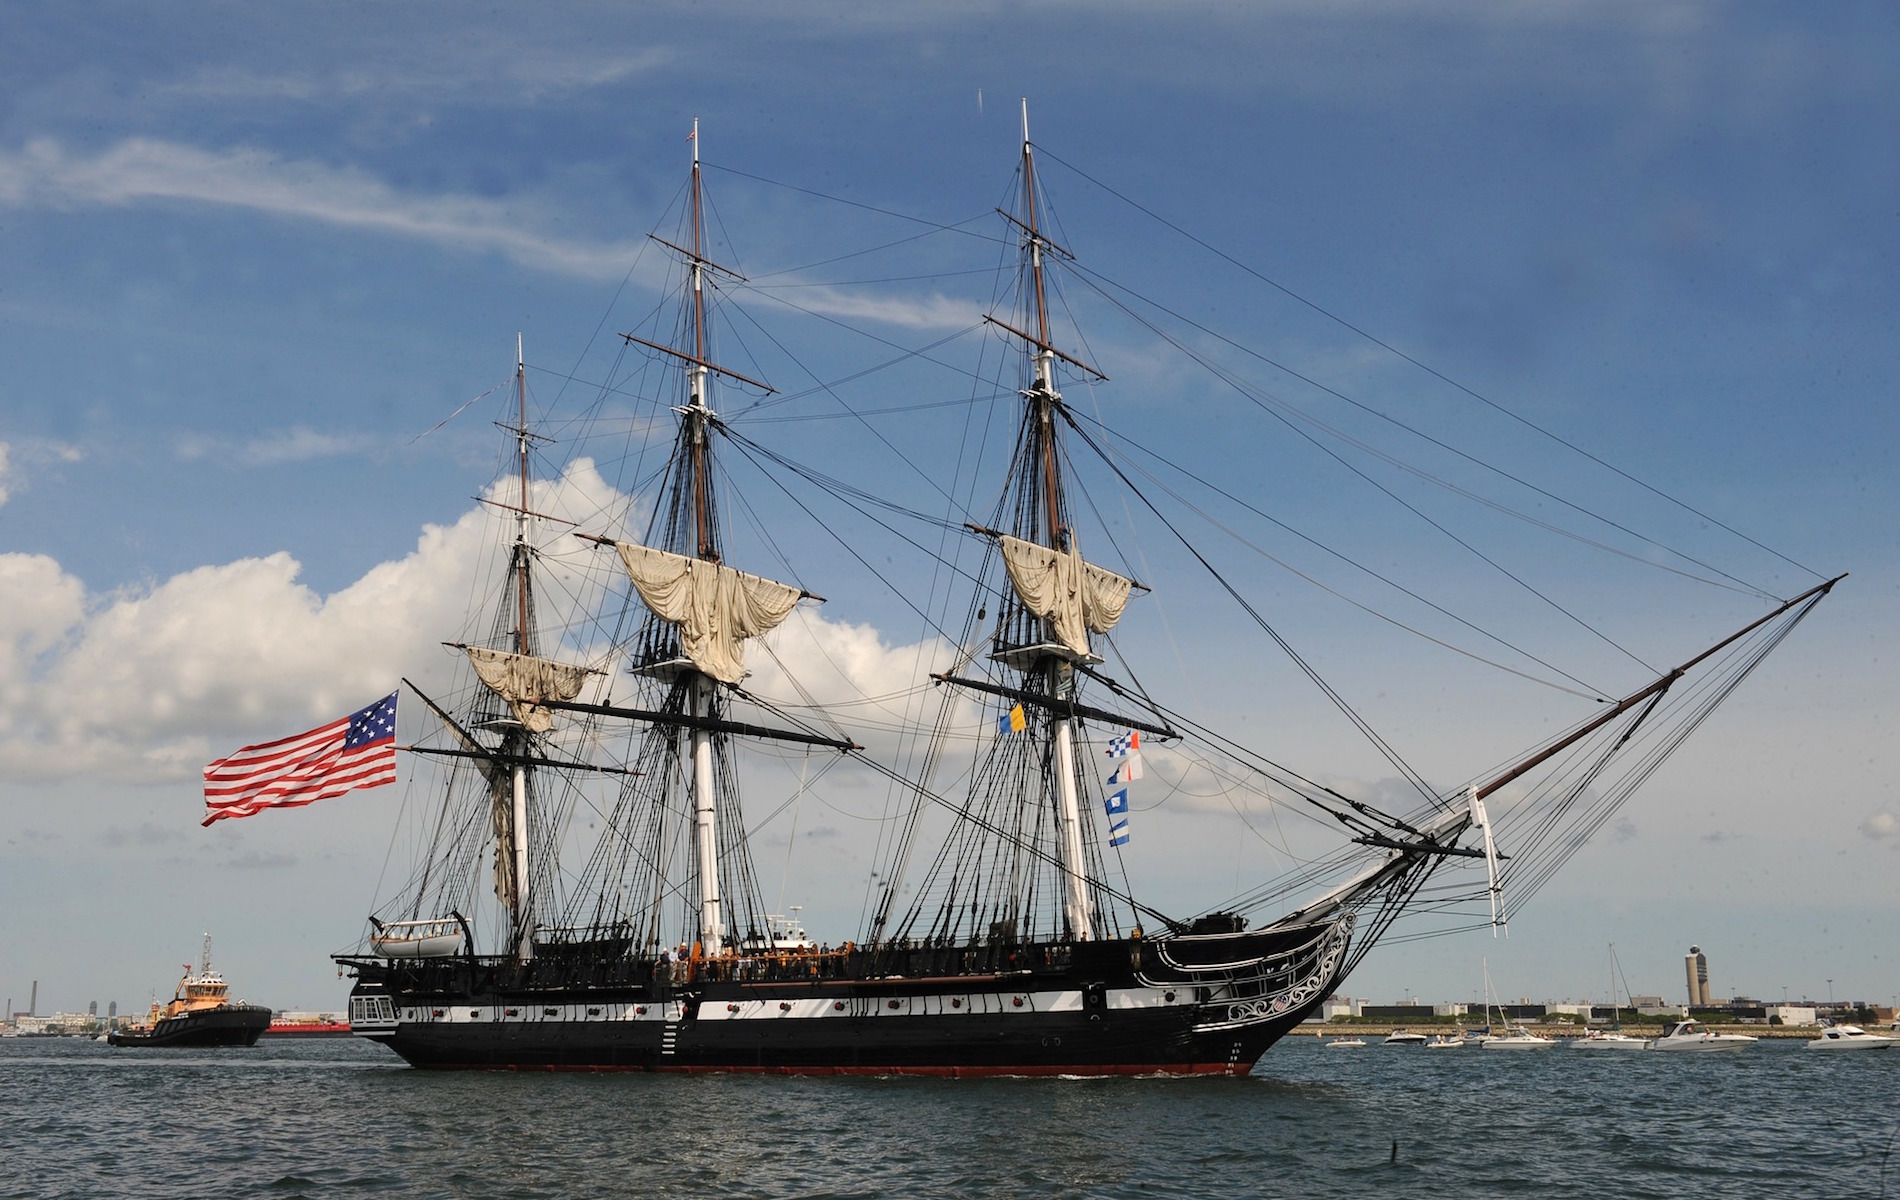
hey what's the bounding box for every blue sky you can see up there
[2,2,1896,1017]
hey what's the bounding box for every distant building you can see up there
[1468,1002,1548,1020]
[1767,1005,1818,1026]
[1361,1004,1437,1021]
[1684,946,1711,1006]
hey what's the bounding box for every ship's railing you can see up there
[348,937,1117,992]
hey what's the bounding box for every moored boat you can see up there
[1803,1024,1894,1051]
[1571,1029,1648,1050]
[1572,945,1648,1049]
[1648,1020,1755,1052]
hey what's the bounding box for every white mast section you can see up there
[509,333,534,962]
[691,675,723,952]
[1018,100,1095,942]
[684,117,725,954]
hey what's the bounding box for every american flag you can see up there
[202,692,399,826]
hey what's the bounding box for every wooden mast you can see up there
[1017,101,1094,942]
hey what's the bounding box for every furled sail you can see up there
[997,534,1134,658]
[462,646,594,733]
[615,542,804,683]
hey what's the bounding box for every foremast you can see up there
[500,336,539,961]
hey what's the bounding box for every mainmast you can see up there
[597,123,823,957]
[1015,102,1093,941]
[612,119,790,956]
[683,118,726,954]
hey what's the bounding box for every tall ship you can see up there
[337,114,1838,1074]
[110,935,272,1048]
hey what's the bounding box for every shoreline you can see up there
[1301,1021,1853,1040]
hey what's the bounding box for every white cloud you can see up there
[0,456,967,787]
[0,459,627,780]
[0,138,974,330]
[162,46,676,105]
[0,438,88,504]
[175,426,376,466]
[1861,812,1899,841]
[0,137,648,281]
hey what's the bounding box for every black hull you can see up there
[342,925,1349,1076]
[107,1005,272,1048]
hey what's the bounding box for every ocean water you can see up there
[2,1034,1894,1199]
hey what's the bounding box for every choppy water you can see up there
[2,1034,1894,1199]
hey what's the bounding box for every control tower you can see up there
[1684,945,1711,1006]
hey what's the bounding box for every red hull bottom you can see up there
[379,1060,1246,1077]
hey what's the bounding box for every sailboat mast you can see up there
[1020,102,1093,942]
[509,333,534,962]
[684,117,725,954]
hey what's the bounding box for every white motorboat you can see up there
[1326,1037,1369,1048]
[1804,1024,1895,1051]
[1423,1034,1467,1049]
[1383,1030,1429,1046]
[1481,1029,1555,1050]
[1648,1019,1755,1052]
[1571,1029,1649,1050]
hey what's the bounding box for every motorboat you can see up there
[1804,1024,1895,1051]
[1326,1037,1369,1048]
[1571,1029,1649,1050]
[1423,1034,1466,1049]
[1648,1019,1755,1052]
[1480,1029,1554,1050]
[1383,1030,1429,1046]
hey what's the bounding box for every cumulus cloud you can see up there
[1861,812,1899,841]
[0,456,963,788]
[0,459,628,781]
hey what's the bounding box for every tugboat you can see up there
[108,934,271,1048]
